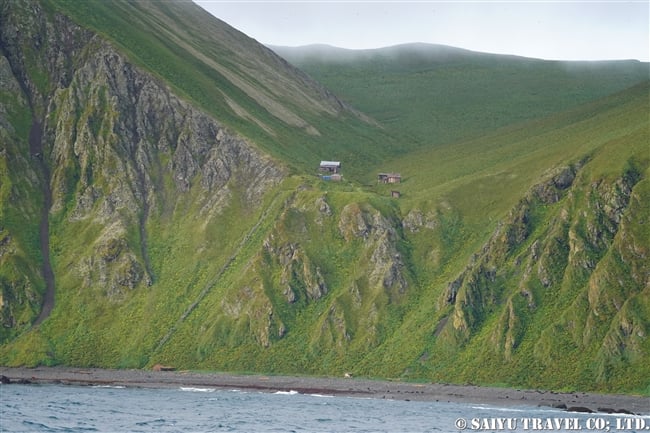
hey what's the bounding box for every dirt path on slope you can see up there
[153,191,287,352]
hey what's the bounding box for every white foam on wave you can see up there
[92,385,126,389]
[180,387,215,393]
[473,406,545,413]
[274,390,299,395]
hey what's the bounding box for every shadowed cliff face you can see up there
[0,0,284,338]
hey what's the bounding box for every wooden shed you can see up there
[378,173,401,184]
[319,161,341,174]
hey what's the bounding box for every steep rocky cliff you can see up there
[151,189,413,370]
[425,153,649,391]
[0,0,284,343]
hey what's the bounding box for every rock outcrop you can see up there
[437,159,648,384]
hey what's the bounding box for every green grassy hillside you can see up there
[39,0,404,177]
[131,84,649,393]
[273,44,649,149]
[1,0,648,395]
[370,81,650,392]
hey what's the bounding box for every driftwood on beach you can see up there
[152,364,176,372]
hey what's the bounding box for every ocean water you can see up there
[1,384,647,433]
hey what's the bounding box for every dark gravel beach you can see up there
[1,366,648,415]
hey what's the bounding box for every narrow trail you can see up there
[135,168,154,286]
[153,192,287,352]
[30,119,55,327]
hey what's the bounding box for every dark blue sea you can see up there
[1,384,648,432]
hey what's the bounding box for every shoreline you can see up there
[1,366,648,415]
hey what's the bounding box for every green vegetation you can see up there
[40,0,404,178]
[275,44,649,149]
[1,0,648,395]
[0,98,45,342]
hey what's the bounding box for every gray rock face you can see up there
[402,209,437,233]
[339,203,408,297]
[49,38,284,218]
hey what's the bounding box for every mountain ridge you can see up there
[270,42,648,63]
[272,42,649,151]
[37,0,399,176]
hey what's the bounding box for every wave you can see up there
[472,405,556,414]
[180,387,215,393]
[273,390,333,398]
[274,390,299,395]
